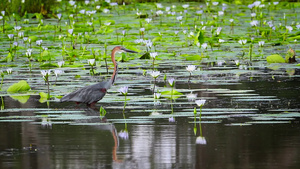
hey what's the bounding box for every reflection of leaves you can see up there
[7,80,31,93]
[161,90,183,99]
[39,92,48,103]
[266,54,285,63]
[286,68,295,76]
[9,95,30,104]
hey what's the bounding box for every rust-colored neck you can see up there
[110,46,119,84]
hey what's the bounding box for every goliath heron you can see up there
[60,46,138,106]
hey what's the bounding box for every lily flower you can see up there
[119,86,129,96]
[168,78,175,87]
[195,99,206,107]
[150,52,158,59]
[149,71,160,78]
[186,65,196,73]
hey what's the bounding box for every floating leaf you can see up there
[7,80,31,93]
[161,90,183,99]
[266,54,285,63]
[183,54,202,61]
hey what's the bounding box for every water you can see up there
[1,1,300,168]
[1,75,299,169]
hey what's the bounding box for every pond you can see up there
[0,1,300,169]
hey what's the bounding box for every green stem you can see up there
[0,76,3,90]
[47,77,50,100]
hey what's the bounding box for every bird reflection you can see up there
[78,107,123,162]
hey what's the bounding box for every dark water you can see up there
[0,78,299,169]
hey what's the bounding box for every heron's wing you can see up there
[60,82,107,104]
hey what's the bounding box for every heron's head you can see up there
[114,46,138,54]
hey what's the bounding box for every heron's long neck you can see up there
[111,63,118,85]
[110,49,118,85]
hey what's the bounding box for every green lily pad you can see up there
[266,54,285,63]
[7,80,31,93]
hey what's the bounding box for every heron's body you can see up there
[60,46,137,106]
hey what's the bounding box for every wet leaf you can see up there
[266,54,285,63]
[7,80,31,93]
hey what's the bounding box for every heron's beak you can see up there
[122,48,138,53]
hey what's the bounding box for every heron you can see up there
[60,46,138,106]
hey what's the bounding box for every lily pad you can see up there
[7,80,31,93]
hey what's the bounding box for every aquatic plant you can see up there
[41,70,51,100]
[148,71,160,92]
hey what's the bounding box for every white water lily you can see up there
[18,32,24,38]
[186,92,197,101]
[156,3,163,9]
[195,99,206,107]
[57,61,65,68]
[7,34,14,40]
[150,52,158,59]
[218,11,224,16]
[36,40,43,46]
[57,13,62,20]
[154,92,161,99]
[69,0,75,6]
[251,13,256,17]
[176,16,183,21]
[286,26,293,32]
[182,4,189,8]
[212,2,219,6]
[87,22,93,26]
[238,39,247,45]
[156,10,163,15]
[186,65,196,72]
[168,78,175,87]
[235,60,240,66]
[149,71,160,78]
[103,9,110,13]
[6,68,12,74]
[14,26,21,31]
[26,49,32,57]
[68,29,73,35]
[258,41,265,47]
[119,86,128,95]
[41,70,51,78]
[250,20,258,27]
[201,43,208,50]
[145,18,152,23]
[54,69,63,77]
[88,59,95,66]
